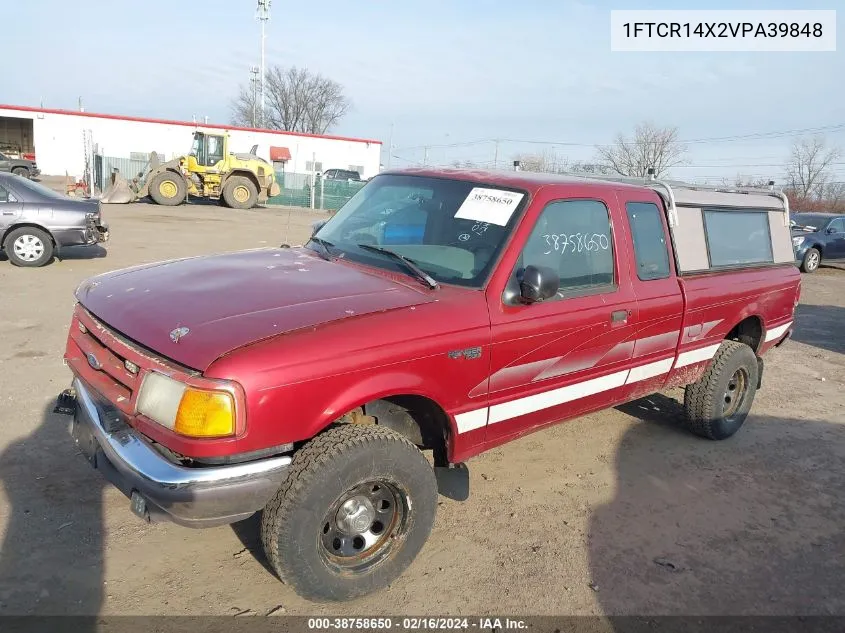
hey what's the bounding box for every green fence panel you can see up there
[268,172,367,211]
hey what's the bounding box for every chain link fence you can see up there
[269,172,367,211]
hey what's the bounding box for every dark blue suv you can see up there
[791,212,845,273]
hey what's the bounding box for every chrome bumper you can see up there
[69,377,291,527]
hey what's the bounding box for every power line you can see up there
[395,122,845,153]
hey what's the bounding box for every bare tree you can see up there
[513,150,611,175]
[230,65,351,134]
[723,174,773,188]
[230,86,258,128]
[784,136,841,200]
[595,122,687,178]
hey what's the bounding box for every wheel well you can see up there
[726,316,762,353]
[2,223,55,249]
[341,396,451,466]
[225,170,261,191]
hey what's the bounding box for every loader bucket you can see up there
[99,171,136,204]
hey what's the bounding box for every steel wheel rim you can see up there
[160,180,178,198]
[319,480,407,573]
[722,367,748,420]
[807,251,819,270]
[233,185,250,203]
[13,234,45,261]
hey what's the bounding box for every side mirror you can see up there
[311,220,327,236]
[519,265,559,303]
[826,227,837,234]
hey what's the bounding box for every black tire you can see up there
[800,247,821,273]
[11,166,29,178]
[683,340,759,440]
[222,176,258,209]
[261,424,437,602]
[148,171,187,206]
[4,226,54,267]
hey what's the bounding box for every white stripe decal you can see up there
[674,343,721,369]
[454,408,488,434]
[488,369,630,425]
[764,321,792,343]
[453,351,712,434]
[626,357,674,383]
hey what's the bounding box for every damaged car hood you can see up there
[75,248,433,371]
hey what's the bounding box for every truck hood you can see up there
[75,248,433,371]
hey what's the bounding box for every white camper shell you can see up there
[563,173,794,274]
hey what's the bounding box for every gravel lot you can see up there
[0,202,843,617]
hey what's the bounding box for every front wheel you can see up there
[148,171,187,206]
[222,176,258,209]
[683,340,759,440]
[11,166,30,178]
[261,424,437,602]
[800,247,820,273]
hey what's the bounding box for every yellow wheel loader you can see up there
[101,130,281,209]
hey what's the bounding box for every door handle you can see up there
[2,211,15,216]
[610,310,630,323]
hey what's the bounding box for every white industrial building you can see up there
[0,104,382,181]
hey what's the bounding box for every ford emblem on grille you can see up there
[170,326,190,343]
[86,352,103,370]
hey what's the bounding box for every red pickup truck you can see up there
[59,168,799,601]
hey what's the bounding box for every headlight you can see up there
[792,236,805,247]
[136,372,236,438]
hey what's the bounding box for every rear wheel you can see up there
[4,226,54,267]
[683,340,759,440]
[11,166,29,178]
[222,176,258,209]
[260,424,437,602]
[800,247,820,273]
[148,171,187,206]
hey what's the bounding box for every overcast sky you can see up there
[9,0,844,182]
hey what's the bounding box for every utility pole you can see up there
[423,146,429,166]
[249,66,260,127]
[386,122,394,169]
[256,0,271,128]
[493,139,499,169]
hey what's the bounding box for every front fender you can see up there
[302,369,457,441]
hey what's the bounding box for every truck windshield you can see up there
[312,174,527,288]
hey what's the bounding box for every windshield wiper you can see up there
[356,243,439,289]
[307,236,338,261]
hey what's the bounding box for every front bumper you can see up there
[64,377,291,528]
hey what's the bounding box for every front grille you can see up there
[75,323,140,402]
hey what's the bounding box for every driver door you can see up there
[204,135,226,170]
[483,188,638,444]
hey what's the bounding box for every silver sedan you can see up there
[0,173,109,267]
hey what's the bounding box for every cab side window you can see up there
[0,184,12,203]
[518,199,615,297]
[626,202,671,280]
[828,218,845,233]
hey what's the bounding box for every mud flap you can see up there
[757,357,764,389]
[435,463,469,501]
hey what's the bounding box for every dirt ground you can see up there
[0,201,843,617]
